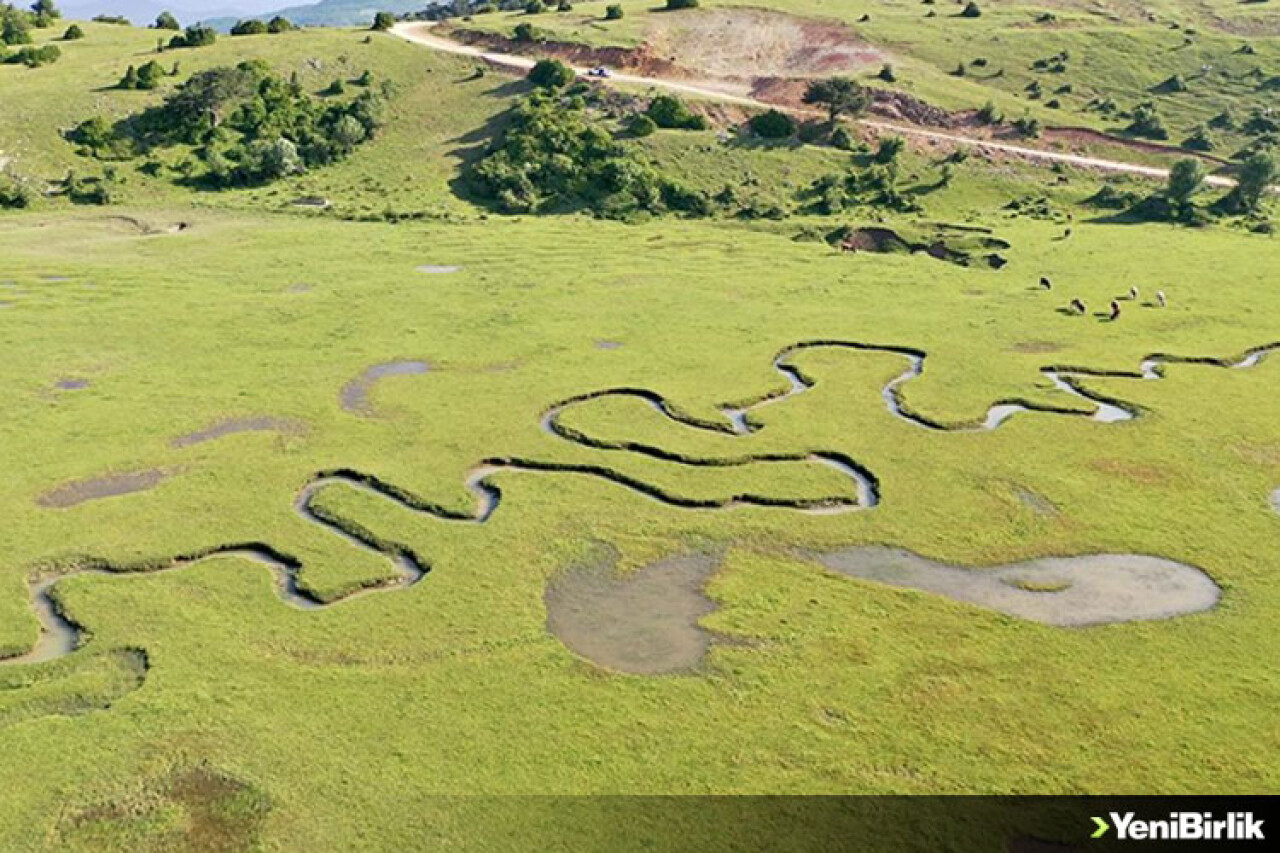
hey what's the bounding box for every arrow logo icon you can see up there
[1091,816,1110,839]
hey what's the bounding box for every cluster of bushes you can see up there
[1105,152,1277,226]
[117,60,172,90]
[68,60,386,188]
[465,90,710,219]
[167,24,216,49]
[3,41,57,65]
[230,17,295,35]
[805,137,920,215]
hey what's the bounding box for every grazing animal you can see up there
[1128,285,1139,301]
[1109,300,1121,321]
[1069,298,1086,315]
[1156,290,1167,308]
[1039,276,1052,290]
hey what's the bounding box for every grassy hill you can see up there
[446,0,1280,158]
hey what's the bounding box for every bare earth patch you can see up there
[545,547,720,675]
[813,546,1219,626]
[644,8,883,80]
[37,469,173,508]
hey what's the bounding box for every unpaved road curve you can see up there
[390,23,1240,189]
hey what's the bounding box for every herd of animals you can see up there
[1042,277,1167,321]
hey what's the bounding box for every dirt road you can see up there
[390,23,1240,189]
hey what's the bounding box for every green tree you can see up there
[371,11,395,30]
[267,16,294,33]
[62,23,82,39]
[802,77,869,126]
[525,0,545,13]
[1165,158,1206,209]
[528,57,574,89]
[2,7,32,45]
[1222,152,1277,215]
[153,11,180,30]
[960,2,982,17]
[30,0,59,26]
[665,0,698,8]
[605,4,623,19]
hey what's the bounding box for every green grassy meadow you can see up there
[0,6,1278,850]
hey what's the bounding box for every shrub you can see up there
[605,4,623,19]
[749,109,795,139]
[877,63,896,83]
[646,94,707,130]
[62,23,82,40]
[626,113,657,137]
[524,0,545,13]
[513,21,536,41]
[1127,101,1168,140]
[557,0,573,10]
[665,0,698,8]
[268,16,294,32]
[0,174,33,208]
[153,11,179,30]
[873,135,905,163]
[975,101,1001,124]
[372,11,396,30]
[1012,115,1041,137]
[1184,125,1215,151]
[960,2,981,17]
[831,126,855,150]
[231,19,268,36]
[528,57,574,89]
[91,14,129,25]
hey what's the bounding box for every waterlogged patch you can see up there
[545,547,721,675]
[53,764,270,852]
[171,416,302,448]
[813,546,1219,626]
[0,648,147,728]
[339,360,431,415]
[37,470,173,508]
